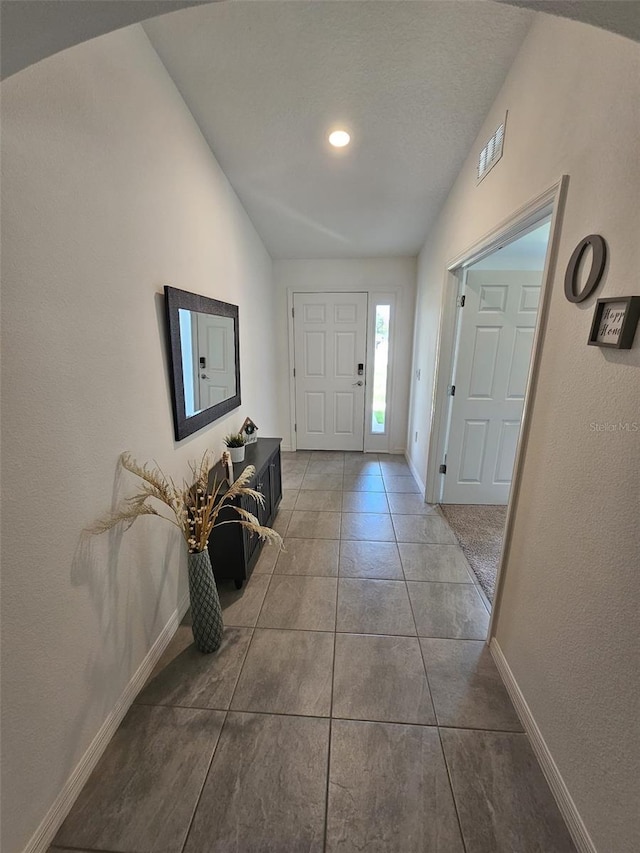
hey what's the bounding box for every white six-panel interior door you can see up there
[443,270,541,504]
[293,292,368,451]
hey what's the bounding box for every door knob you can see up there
[353,380,364,386]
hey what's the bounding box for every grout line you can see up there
[398,544,409,582]
[48,847,124,853]
[437,725,470,853]
[400,578,475,585]
[404,577,475,585]
[233,623,483,638]
[435,723,527,735]
[223,624,335,634]
[178,708,229,853]
[177,603,262,852]
[221,626,256,712]
[134,700,232,714]
[223,621,487,642]
[396,508,468,851]
[130,701,525,734]
[405,573,438,724]
[400,521,471,850]
[326,716,437,729]
[273,571,340,578]
[328,717,524,734]
[404,557,480,847]
[216,708,332,720]
[202,707,332,722]
[370,718,521,735]
[245,548,278,637]
[322,549,340,853]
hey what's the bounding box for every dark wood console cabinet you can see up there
[207,438,282,589]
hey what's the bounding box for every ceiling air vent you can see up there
[477,112,507,184]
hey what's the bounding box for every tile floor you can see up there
[51,451,577,853]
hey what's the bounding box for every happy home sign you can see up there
[588,297,640,350]
[595,303,625,342]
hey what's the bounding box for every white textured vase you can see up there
[229,445,245,463]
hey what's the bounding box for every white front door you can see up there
[293,292,368,451]
[443,270,541,504]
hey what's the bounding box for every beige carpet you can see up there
[439,504,507,603]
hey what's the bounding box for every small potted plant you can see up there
[90,452,282,653]
[223,432,246,463]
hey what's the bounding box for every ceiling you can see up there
[144,1,534,258]
[3,1,639,81]
[4,1,639,259]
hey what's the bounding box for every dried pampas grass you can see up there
[90,451,283,554]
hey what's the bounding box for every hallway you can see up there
[51,451,576,853]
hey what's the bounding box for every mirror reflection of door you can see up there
[196,313,237,409]
[178,309,236,416]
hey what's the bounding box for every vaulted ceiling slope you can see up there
[3,1,639,82]
[144,1,534,258]
[0,0,211,80]
[499,0,640,43]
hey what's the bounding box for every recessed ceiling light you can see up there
[329,130,351,148]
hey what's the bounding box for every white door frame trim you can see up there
[424,175,569,638]
[286,288,298,451]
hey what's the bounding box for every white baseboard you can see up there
[23,593,190,853]
[489,639,597,853]
[404,452,426,495]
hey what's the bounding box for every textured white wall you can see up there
[1,26,277,853]
[272,258,417,453]
[408,16,640,853]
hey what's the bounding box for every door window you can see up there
[371,304,390,434]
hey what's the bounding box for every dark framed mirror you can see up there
[164,285,241,440]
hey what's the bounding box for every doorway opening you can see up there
[441,220,551,604]
[443,219,551,505]
[426,177,567,616]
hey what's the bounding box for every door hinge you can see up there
[293,367,296,377]
[294,423,297,432]
[439,463,447,475]
[457,295,465,307]
[291,306,295,318]
[447,384,456,396]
